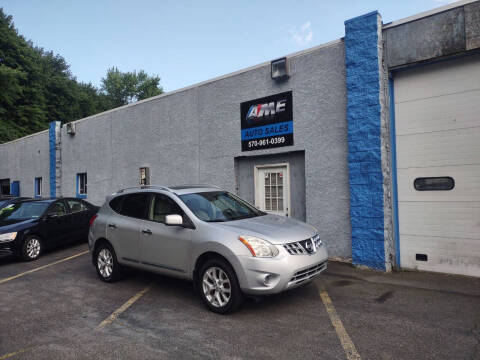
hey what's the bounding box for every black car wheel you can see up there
[94,242,122,282]
[21,235,42,261]
[198,257,244,314]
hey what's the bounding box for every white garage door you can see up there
[394,55,480,277]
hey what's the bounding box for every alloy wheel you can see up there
[98,248,113,278]
[26,238,41,259]
[202,266,232,308]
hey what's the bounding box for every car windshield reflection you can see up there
[0,201,49,221]
[179,191,265,222]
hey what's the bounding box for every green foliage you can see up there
[101,67,163,107]
[0,8,163,143]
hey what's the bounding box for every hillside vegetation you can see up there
[0,8,163,143]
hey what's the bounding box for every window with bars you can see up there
[264,172,284,211]
[34,177,42,198]
[139,167,150,185]
[77,173,87,198]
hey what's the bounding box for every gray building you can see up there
[1,0,479,277]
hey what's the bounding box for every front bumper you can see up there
[0,240,17,254]
[229,244,328,295]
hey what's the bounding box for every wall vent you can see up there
[66,123,76,136]
[416,254,428,261]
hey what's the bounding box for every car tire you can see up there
[20,235,42,261]
[94,242,122,282]
[198,257,244,314]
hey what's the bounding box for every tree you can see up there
[100,67,163,107]
[0,8,164,143]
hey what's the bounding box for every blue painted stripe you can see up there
[241,121,292,141]
[49,122,56,198]
[389,76,401,268]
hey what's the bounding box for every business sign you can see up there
[240,91,293,151]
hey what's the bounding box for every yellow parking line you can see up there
[0,250,89,285]
[0,347,30,359]
[96,286,150,330]
[318,285,362,360]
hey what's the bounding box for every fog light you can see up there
[263,274,272,286]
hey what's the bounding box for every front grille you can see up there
[288,261,327,286]
[284,237,317,255]
[284,240,309,255]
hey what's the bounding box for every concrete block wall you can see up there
[345,11,386,270]
[0,131,51,198]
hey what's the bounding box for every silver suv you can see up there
[88,185,328,313]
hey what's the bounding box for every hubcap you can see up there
[202,267,231,308]
[98,248,113,278]
[26,238,41,259]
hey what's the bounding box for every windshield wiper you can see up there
[205,219,227,222]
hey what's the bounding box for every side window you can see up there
[34,177,42,198]
[109,196,124,213]
[48,202,67,216]
[120,193,149,219]
[414,177,455,191]
[77,173,87,198]
[67,200,88,213]
[149,194,184,223]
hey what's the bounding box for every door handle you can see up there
[108,224,117,228]
[142,229,152,235]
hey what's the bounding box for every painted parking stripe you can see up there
[0,250,89,285]
[0,347,31,359]
[318,286,362,360]
[96,286,150,330]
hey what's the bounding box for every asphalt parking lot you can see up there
[0,242,479,360]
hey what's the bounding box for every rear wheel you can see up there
[21,235,42,261]
[95,243,122,282]
[198,257,244,314]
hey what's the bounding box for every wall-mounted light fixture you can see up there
[271,57,289,80]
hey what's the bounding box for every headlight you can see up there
[239,236,279,258]
[312,234,323,247]
[0,232,17,243]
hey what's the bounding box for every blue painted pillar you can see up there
[345,11,385,270]
[49,121,60,198]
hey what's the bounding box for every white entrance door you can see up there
[255,164,290,217]
[394,55,480,277]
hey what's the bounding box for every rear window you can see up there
[119,193,149,219]
[109,196,124,213]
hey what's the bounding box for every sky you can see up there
[1,0,457,92]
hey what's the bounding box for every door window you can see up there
[255,165,290,217]
[67,200,88,213]
[149,194,183,223]
[119,193,149,219]
[48,202,67,216]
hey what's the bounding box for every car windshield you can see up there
[0,200,6,208]
[0,201,49,221]
[179,191,265,222]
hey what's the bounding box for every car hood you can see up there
[0,218,38,233]
[215,214,317,244]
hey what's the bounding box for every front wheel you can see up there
[198,258,244,314]
[21,235,42,261]
[95,243,122,282]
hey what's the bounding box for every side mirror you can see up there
[165,214,183,226]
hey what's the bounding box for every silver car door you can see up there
[110,193,150,264]
[139,194,193,274]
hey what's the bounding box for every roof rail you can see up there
[170,184,222,190]
[116,185,172,193]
